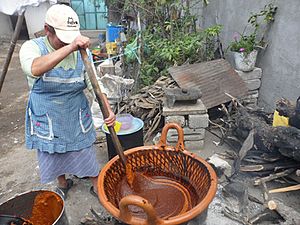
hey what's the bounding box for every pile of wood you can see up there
[118,76,177,142]
[233,102,300,164]
[212,98,300,224]
[233,106,300,187]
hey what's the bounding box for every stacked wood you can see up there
[214,98,300,225]
[234,107,300,162]
[118,76,177,141]
[219,104,300,224]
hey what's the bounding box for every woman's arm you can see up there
[31,35,90,76]
[31,44,74,76]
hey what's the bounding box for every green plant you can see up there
[139,24,222,85]
[115,0,222,87]
[106,0,221,87]
[229,3,277,55]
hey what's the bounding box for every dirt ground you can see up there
[0,40,299,225]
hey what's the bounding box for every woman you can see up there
[19,4,115,199]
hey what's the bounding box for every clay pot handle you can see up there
[158,122,185,151]
[119,195,164,225]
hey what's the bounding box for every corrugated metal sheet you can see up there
[168,59,248,109]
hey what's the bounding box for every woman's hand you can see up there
[70,35,90,52]
[104,110,116,127]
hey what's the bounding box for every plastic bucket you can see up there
[102,117,144,160]
[98,32,106,43]
[117,114,134,130]
[106,24,124,42]
[0,190,68,225]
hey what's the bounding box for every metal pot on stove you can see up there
[0,190,68,225]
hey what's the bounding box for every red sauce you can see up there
[26,192,63,225]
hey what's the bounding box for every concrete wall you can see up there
[198,0,300,111]
[24,2,51,38]
[0,1,65,40]
[0,13,13,40]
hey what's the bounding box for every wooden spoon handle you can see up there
[79,49,126,165]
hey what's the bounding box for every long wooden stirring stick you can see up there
[80,49,134,186]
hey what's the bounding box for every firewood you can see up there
[118,76,177,142]
[262,181,270,202]
[240,161,300,172]
[234,107,300,162]
[269,184,300,193]
[254,169,295,186]
[275,98,295,118]
[248,209,283,225]
[223,207,251,225]
[267,198,300,225]
[275,97,300,129]
[232,129,255,175]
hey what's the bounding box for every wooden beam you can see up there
[269,184,300,193]
[0,12,25,93]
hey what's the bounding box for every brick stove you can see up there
[163,99,209,153]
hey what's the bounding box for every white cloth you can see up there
[0,0,57,15]
[98,74,134,100]
[91,75,134,129]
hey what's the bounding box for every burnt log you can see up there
[254,169,296,186]
[275,98,295,118]
[276,97,300,129]
[233,108,300,162]
[267,199,300,225]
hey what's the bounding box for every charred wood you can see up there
[240,161,300,172]
[267,199,300,225]
[276,98,295,118]
[276,98,300,129]
[248,208,284,224]
[233,108,300,162]
[254,169,296,186]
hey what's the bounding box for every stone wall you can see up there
[163,100,209,154]
[236,68,262,107]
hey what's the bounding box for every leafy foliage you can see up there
[105,0,222,86]
[139,24,222,85]
[229,34,256,55]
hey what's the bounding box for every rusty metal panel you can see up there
[168,59,248,109]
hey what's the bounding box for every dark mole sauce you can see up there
[116,173,199,219]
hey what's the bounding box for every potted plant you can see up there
[229,3,277,72]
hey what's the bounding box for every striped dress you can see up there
[37,145,100,183]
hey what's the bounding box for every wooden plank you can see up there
[269,184,300,193]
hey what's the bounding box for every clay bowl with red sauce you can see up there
[98,123,217,225]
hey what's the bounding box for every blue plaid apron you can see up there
[25,37,96,154]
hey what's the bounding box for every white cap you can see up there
[45,4,80,44]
